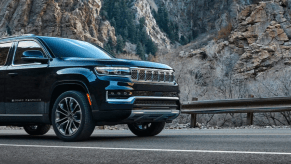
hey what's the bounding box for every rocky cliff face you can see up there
[158,0,291,102]
[132,0,171,48]
[154,0,259,42]
[0,0,116,47]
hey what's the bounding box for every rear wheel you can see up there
[51,91,95,142]
[128,122,165,137]
[24,124,51,135]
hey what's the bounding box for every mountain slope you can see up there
[0,0,116,47]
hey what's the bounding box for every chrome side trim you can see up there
[124,110,180,122]
[0,114,43,117]
[106,91,180,103]
[107,97,136,103]
[134,96,179,100]
[131,110,180,114]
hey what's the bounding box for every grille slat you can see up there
[153,71,159,81]
[159,72,165,82]
[131,68,174,83]
[131,70,138,80]
[139,70,145,81]
[146,71,153,81]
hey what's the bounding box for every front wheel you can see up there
[24,124,51,135]
[51,91,95,142]
[128,122,165,137]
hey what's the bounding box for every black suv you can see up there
[0,34,180,141]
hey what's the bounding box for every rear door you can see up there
[5,40,49,114]
[0,42,13,114]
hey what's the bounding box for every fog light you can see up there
[107,91,132,99]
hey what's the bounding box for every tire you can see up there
[128,122,165,137]
[51,91,95,142]
[24,124,51,135]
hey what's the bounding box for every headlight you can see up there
[95,67,130,76]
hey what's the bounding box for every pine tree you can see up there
[110,18,116,28]
[139,17,146,30]
[128,20,136,43]
[135,29,141,44]
[124,27,128,39]
[140,28,148,45]
[116,35,125,53]
[136,42,145,60]
[180,35,188,45]
[146,38,157,55]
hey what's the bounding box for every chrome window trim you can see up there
[11,39,51,67]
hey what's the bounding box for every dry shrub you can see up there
[149,54,159,62]
[215,23,232,41]
[115,53,141,60]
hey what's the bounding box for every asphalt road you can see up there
[0,128,290,164]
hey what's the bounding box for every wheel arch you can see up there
[48,81,92,124]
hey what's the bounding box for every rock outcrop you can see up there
[155,0,265,40]
[0,0,116,47]
[158,0,291,101]
[132,0,171,48]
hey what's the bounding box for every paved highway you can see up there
[0,128,290,163]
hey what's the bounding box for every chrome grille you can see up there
[165,72,170,81]
[139,70,145,80]
[159,72,165,82]
[131,70,138,80]
[131,68,174,83]
[153,71,159,81]
[146,71,153,81]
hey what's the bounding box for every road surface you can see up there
[0,128,290,163]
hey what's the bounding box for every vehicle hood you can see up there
[62,58,173,70]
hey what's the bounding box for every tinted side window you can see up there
[0,42,12,66]
[14,41,45,65]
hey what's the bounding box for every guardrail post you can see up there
[190,114,197,128]
[247,112,254,125]
[189,98,198,128]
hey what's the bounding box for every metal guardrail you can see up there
[181,97,291,128]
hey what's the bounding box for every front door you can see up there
[5,40,48,114]
[0,42,13,114]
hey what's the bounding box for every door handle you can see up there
[8,73,18,77]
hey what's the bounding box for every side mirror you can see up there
[21,50,49,64]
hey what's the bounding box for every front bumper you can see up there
[89,76,180,123]
[92,95,180,123]
[123,109,180,122]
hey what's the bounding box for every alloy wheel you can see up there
[55,97,82,136]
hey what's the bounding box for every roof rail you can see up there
[0,34,36,40]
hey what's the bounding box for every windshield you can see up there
[40,37,113,59]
